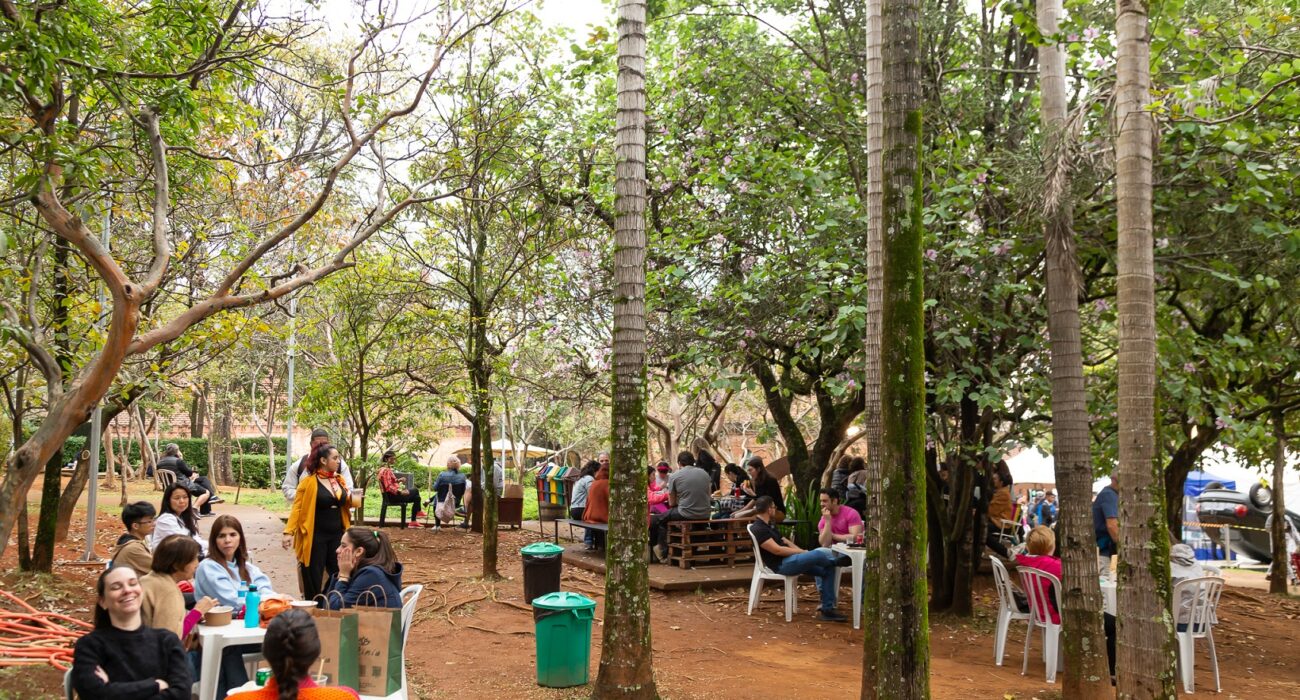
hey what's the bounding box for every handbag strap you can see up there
[356,584,389,608]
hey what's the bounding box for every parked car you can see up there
[1195,483,1300,563]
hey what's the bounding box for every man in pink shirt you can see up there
[817,488,864,547]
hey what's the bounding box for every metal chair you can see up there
[989,557,1031,666]
[745,523,798,622]
[63,669,74,700]
[1173,575,1224,693]
[1018,567,1064,683]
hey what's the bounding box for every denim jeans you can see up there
[775,547,840,611]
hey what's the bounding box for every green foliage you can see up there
[229,455,292,489]
[60,437,287,476]
[783,480,823,550]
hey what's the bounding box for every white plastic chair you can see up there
[989,557,1031,666]
[1172,575,1223,694]
[1018,567,1064,682]
[374,583,424,700]
[746,523,798,622]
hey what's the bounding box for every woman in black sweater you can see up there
[72,566,192,700]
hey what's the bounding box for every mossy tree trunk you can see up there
[594,1,657,697]
[1037,0,1112,692]
[1115,0,1177,694]
[872,0,929,694]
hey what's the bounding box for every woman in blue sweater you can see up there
[325,528,403,609]
[194,515,279,611]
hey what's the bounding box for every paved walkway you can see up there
[197,503,299,596]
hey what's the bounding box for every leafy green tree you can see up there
[0,1,501,560]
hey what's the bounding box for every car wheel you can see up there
[1249,482,1273,511]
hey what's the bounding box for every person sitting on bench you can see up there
[581,464,610,550]
[650,451,713,563]
[156,443,220,515]
[431,456,468,526]
[569,461,600,549]
[377,451,425,528]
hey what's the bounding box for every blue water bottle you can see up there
[244,588,261,628]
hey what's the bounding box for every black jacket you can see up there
[155,455,194,479]
[72,625,191,699]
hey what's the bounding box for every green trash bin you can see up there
[531,591,597,688]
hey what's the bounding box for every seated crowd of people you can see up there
[561,446,865,623]
[84,470,407,699]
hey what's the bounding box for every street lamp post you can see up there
[82,208,110,561]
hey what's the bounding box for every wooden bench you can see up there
[667,518,755,569]
[552,518,608,544]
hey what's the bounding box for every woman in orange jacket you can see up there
[282,443,356,599]
[581,464,610,549]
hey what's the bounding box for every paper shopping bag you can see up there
[352,590,404,696]
[308,607,360,691]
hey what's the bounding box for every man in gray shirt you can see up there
[651,451,713,562]
[282,428,354,501]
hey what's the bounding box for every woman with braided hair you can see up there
[227,609,360,699]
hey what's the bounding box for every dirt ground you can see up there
[3,496,1300,699]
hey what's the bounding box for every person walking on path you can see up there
[283,443,355,599]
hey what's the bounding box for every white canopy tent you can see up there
[1005,447,1057,486]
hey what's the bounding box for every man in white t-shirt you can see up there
[282,428,353,502]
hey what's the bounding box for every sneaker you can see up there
[817,609,848,623]
[407,522,422,529]
[413,511,427,519]
[209,496,224,504]
[652,544,668,562]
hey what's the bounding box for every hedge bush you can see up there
[61,436,289,477]
[230,455,292,488]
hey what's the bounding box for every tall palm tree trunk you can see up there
[594,1,656,697]
[860,0,885,692]
[1115,0,1177,695]
[1037,0,1112,694]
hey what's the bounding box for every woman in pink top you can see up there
[1015,525,1061,624]
[647,465,670,524]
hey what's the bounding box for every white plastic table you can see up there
[1101,579,1117,616]
[197,622,266,700]
[830,543,867,629]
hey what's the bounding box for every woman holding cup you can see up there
[283,443,355,599]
